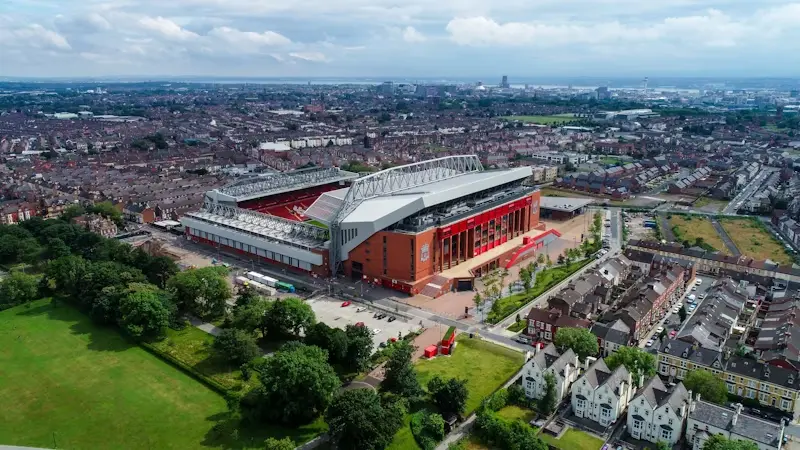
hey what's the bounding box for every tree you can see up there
[167,266,231,318]
[305,322,349,364]
[428,376,469,416]
[657,441,671,450]
[89,201,124,227]
[678,306,687,322]
[344,323,374,372]
[79,260,145,308]
[325,388,404,450]
[45,255,87,297]
[264,437,295,450]
[230,299,270,336]
[263,297,316,339]
[539,372,557,416]
[382,340,422,398]
[45,238,71,260]
[473,292,483,317]
[605,346,656,386]
[141,255,178,288]
[0,271,39,309]
[243,343,340,425]
[519,267,532,292]
[234,284,262,311]
[116,283,171,339]
[702,434,759,450]
[554,327,598,361]
[557,254,565,265]
[91,285,123,324]
[684,370,728,405]
[537,253,546,265]
[545,254,553,268]
[213,328,260,365]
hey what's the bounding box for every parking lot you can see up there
[306,296,421,352]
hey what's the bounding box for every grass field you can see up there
[721,218,793,265]
[668,215,730,254]
[0,299,229,450]
[415,335,524,414]
[693,197,728,213]
[599,157,622,166]
[149,325,258,392]
[540,428,604,450]
[497,405,536,422]
[501,115,576,125]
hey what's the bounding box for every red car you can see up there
[669,330,677,338]
[355,322,365,327]
[341,301,351,307]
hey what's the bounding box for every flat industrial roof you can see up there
[540,196,594,212]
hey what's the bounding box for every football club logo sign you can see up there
[420,243,430,262]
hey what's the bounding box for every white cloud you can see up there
[138,16,199,40]
[86,13,112,31]
[402,26,426,43]
[289,51,328,62]
[0,24,72,50]
[208,27,291,46]
[445,5,798,49]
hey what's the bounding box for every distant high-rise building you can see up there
[500,75,510,89]
[378,81,394,95]
[596,86,610,100]
[791,90,799,98]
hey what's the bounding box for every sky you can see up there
[1,0,800,79]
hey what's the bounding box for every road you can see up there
[711,219,741,256]
[637,276,717,350]
[722,168,775,215]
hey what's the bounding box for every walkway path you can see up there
[188,316,223,336]
[711,219,741,256]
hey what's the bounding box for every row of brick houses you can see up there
[525,254,693,346]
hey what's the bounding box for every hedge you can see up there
[139,341,234,398]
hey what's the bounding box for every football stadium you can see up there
[181,155,561,295]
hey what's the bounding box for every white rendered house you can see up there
[522,343,580,401]
[571,358,634,427]
[627,377,690,445]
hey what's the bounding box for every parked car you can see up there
[341,301,351,307]
[656,326,664,334]
[695,278,703,285]
[669,330,677,338]
[372,329,381,335]
[356,307,366,313]
[387,316,397,323]
[515,335,532,344]
[376,313,387,319]
[646,339,654,347]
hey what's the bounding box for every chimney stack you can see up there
[732,403,743,426]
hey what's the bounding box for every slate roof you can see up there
[689,401,783,448]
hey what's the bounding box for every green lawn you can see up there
[149,325,258,392]
[540,428,604,450]
[668,215,729,254]
[0,299,229,450]
[415,335,524,414]
[497,405,535,422]
[387,414,419,450]
[507,319,527,333]
[501,115,576,125]
[599,157,622,166]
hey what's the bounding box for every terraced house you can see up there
[627,377,691,445]
[658,340,800,419]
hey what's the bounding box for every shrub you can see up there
[410,411,445,450]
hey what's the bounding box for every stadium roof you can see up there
[306,167,532,225]
[540,196,594,212]
[209,167,359,203]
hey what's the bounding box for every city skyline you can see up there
[2,0,800,78]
